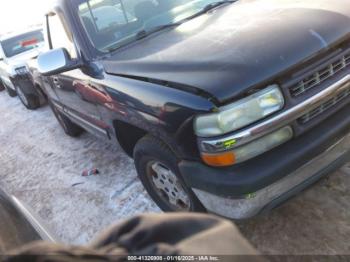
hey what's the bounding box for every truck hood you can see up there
[103,0,350,103]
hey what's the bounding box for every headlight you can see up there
[195,85,284,137]
[201,126,293,167]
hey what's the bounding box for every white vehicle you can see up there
[0,29,45,108]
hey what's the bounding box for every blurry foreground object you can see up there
[6,213,263,262]
[0,188,56,253]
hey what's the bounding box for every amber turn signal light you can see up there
[201,152,236,167]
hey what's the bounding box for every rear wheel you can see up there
[4,84,17,97]
[134,135,205,213]
[0,80,4,91]
[15,85,40,110]
[49,101,84,137]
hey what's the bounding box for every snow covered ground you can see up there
[0,92,160,244]
[0,91,349,254]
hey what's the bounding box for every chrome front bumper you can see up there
[199,75,350,153]
[193,132,350,219]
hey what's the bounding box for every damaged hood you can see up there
[103,0,350,103]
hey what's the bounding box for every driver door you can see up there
[46,12,107,138]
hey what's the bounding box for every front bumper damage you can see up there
[192,132,350,219]
[181,74,350,219]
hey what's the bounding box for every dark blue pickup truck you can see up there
[35,0,350,219]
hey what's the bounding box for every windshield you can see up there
[1,30,44,58]
[78,0,231,52]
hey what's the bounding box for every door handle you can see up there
[52,77,62,89]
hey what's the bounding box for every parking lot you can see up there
[0,91,349,255]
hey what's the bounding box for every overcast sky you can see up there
[0,0,54,35]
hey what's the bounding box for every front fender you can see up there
[94,73,216,159]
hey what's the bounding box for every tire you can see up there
[15,85,40,110]
[49,101,84,137]
[4,84,17,97]
[134,135,206,213]
[35,84,48,105]
[0,80,4,91]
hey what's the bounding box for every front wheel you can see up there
[134,135,205,213]
[15,85,40,110]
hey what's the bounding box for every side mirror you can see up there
[37,48,81,76]
[0,57,3,62]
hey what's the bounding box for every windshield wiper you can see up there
[106,23,180,52]
[106,1,236,52]
[134,22,181,40]
[203,1,236,12]
[133,1,237,41]
[188,1,236,20]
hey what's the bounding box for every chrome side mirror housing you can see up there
[38,48,81,76]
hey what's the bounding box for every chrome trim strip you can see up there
[52,101,108,137]
[194,132,350,219]
[52,100,63,111]
[67,111,108,136]
[201,74,350,152]
[300,86,350,124]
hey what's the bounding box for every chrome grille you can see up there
[299,87,350,124]
[291,53,350,97]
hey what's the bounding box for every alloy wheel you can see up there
[147,161,191,211]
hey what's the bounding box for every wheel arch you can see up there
[113,120,148,158]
